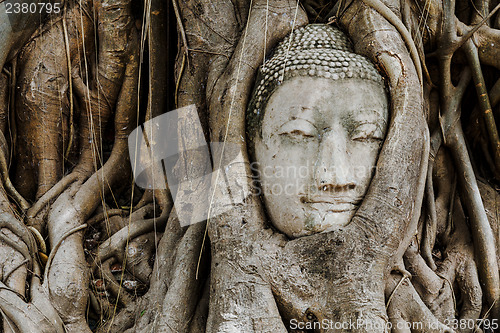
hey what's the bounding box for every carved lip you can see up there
[300,196,359,212]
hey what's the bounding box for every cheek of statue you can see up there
[254,77,388,238]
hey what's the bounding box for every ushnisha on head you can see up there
[247,24,385,145]
[247,24,389,239]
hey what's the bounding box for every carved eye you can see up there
[351,123,384,142]
[278,119,317,139]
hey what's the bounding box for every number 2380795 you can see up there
[5,2,61,14]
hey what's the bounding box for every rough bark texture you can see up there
[0,0,499,332]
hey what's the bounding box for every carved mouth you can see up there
[300,196,359,212]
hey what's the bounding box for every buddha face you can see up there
[254,76,388,238]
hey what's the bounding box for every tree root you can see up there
[94,211,168,269]
[0,233,30,272]
[123,231,158,283]
[43,223,88,283]
[431,4,500,317]
[98,258,134,307]
[123,208,183,331]
[0,211,36,270]
[422,163,438,270]
[2,0,500,331]
[0,132,28,212]
[0,281,62,333]
[2,259,28,284]
[0,259,65,333]
[386,273,454,333]
[41,20,139,330]
[360,0,424,84]
[87,208,125,230]
[27,173,79,222]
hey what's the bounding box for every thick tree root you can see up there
[386,273,454,333]
[41,19,139,330]
[2,0,500,331]
[95,211,168,267]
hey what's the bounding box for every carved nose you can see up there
[315,131,357,191]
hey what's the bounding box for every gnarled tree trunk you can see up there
[0,0,499,332]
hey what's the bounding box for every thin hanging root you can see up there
[422,166,437,270]
[443,176,456,239]
[0,152,29,211]
[172,0,189,108]
[71,70,111,174]
[0,73,8,134]
[463,40,500,174]
[455,2,500,51]
[89,290,115,319]
[8,59,16,166]
[72,33,140,214]
[94,297,138,333]
[435,272,456,311]
[172,0,189,66]
[175,53,186,108]
[386,273,410,310]
[62,4,74,160]
[0,134,28,212]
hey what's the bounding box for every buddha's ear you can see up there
[339,2,429,257]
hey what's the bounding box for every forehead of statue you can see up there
[261,76,388,129]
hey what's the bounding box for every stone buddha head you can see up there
[247,24,389,239]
